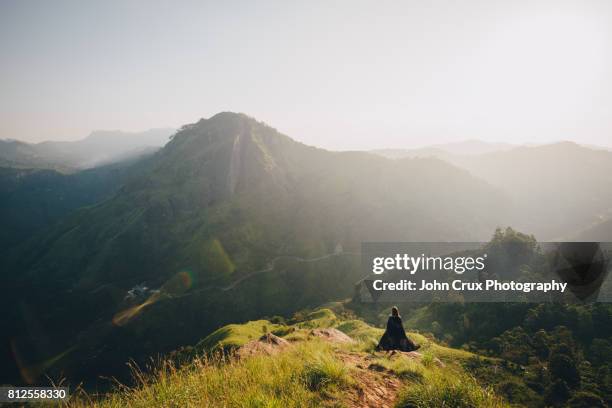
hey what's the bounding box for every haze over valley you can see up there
[2,112,612,388]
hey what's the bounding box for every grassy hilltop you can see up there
[68,306,511,408]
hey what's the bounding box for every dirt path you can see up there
[238,331,407,407]
[335,350,402,408]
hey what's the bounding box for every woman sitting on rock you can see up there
[377,306,420,352]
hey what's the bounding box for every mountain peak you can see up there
[185,112,265,132]
[173,112,281,145]
[208,111,253,122]
[150,112,295,200]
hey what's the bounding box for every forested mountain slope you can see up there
[2,113,510,385]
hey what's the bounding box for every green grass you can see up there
[68,307,512,408]
[195,319,285,352]
[295,309,338,329]
[301,348,352,391]
[69,342,351,408]
[395,367,507,408]
[372,354,426,382]
[407,332,480,363]
[367,348,505,408]
[336,319,383,341]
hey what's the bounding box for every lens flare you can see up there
[112,292,161,327]
[112,270,194,327]
[11,339,75,384]
[177,271,193,291]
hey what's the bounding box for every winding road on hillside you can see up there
[219,251,358,291]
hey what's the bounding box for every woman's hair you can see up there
[391,306,399,317]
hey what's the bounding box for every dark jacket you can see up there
[377,315,418,351]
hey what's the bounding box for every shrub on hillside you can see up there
[396,371,505,408]
[302,352,351,391]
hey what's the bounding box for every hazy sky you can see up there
[1,0,611,150]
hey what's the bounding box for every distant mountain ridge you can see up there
[0,128,175,170]
[372,139,516,159]
[376,140,612,240]
[569,218,612,241]
[449,142,612,240]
